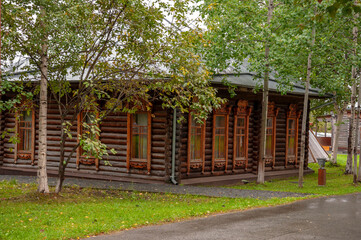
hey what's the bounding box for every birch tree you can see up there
[3,0,223,193]
[37,6,49,193]
[330,101,347,164]
[346,14,360,175]
[299,10,316,188]
[346,82,356,174]
[198,0,289,184]
[2,0,64,193]
[352,17,359,182]
[358,71,361,182]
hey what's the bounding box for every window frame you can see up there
[265,102,279,168]
[127,111,152,174]
[187,113,206,175]
[14,109,36,165]
[233,100,252,171]
[77,111,100,170]
[285,104,301,167]
[212,104,231,173]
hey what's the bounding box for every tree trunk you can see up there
[352,24,359,183]
[299,6,316,188]
[346,76,357,174]
[298,62,310,188]
[55,115,66,193]
[358,71,361,182]
[55,166,65,193]
[331,111,335,148]
[0,0,2,83]
[330,103,346,165]
[37,7,49,193]
[257,0,273,184]
[354,92,359,183]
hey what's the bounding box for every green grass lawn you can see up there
[1,154,360,240]
[229,154,361,195]
[0,180,303,240]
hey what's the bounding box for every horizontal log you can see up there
[152,142,166,148]
[151,147,165,153]
[102,116,127,121]
[101,122,127,127]
[152,135,166,141]
[152,130,166,136]
[100,127,127,134]
[153,112,167,118]
[152,118,167,123]
[151,153,165,159]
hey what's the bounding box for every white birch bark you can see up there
[346,81,356,174]
[353,22,359,182]
[354,88,359,183]
[330,103,346,165]
[37,7,49,193]
[299,6,316,188]
[257,0,273,184]
[358,71,361,182]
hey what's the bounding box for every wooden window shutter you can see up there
[187,113,206,175]
[233,100,252,171]
[285,104,301,167]
[212,103,231,173]
[14,109,36,165]
[77,111,100,171]
[126,108,152,175]
[265,102,279,168]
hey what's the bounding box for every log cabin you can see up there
[0,72,328,185]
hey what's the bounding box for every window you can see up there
[127,112,151,174]
[214,116,226,159]
[265,102,279,167]
[187,115,205,175]
[77,111,100,170]
[233,100,251,170]
[212,104,230,173]
[235,118,246,158]
[286,104,300,166]
[15,110,35,165]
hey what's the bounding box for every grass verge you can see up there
[229,154,361,195]
[2,155,359,239]
[0,180,304,240]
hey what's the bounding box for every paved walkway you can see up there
[90,193,361,240]
[0,175,308,199]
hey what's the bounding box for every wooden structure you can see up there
[0,73,327,184]
[308,130,329,163]
[316,110,361,153]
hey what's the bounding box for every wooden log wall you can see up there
[305,101,310,169]
[2,100,171,182]
[0,90,311,182]
[179,90,309,180]
[0,112,4,166]
[251,101,261,173]
[317,115,361,153]
[169,108,183,182]
[338,117,350,152]
[335,115,361,153]
[274,103,287,169]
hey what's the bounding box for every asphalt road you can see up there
[90,193,361,240]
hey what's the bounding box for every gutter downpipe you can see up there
[170,108,178,185]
